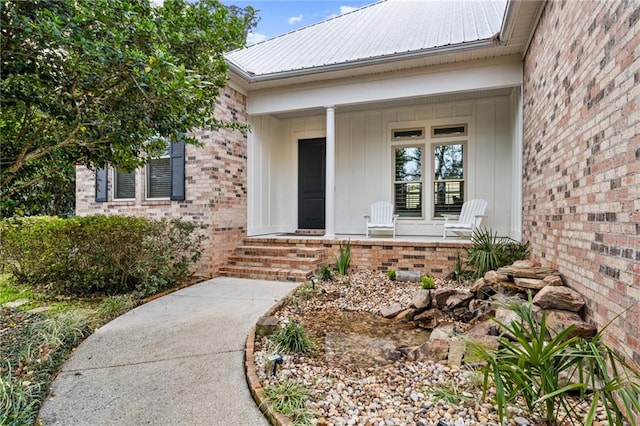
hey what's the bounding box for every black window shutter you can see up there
[170,141,185,201]
[95,167,108,202]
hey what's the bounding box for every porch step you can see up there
[219,239,326,282]
[220,265,313,282]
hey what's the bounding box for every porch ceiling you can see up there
[268,87,515,119]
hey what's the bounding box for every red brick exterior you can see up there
[75,86,248,277]
[523,0,640,363]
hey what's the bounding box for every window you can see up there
[433,143,465,217]
[146,143,171,199]
[431,124,467,138]
[114,169,135,199]
[394,146,422,218]
[392,127,424,140]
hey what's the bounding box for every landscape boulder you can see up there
[380,302,405,319]
[410,289,432,310]
[545,310,597,339]
[533,285,585,312]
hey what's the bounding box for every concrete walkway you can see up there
[38,277,298,426]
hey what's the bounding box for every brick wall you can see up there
[76,86,248,277]
[523,0,640,363]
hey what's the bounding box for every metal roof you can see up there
[226,0,508,80]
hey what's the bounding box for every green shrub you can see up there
[0,215,207,297]
[335,240,351,276]
[318,266,333,281]
[466,228,530,278]
[420,275,435,289]
[387,268,396,280]
[262,381,312,425]
[468,300,640,425]
[270,321,315,354]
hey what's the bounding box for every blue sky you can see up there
[222,1,378,45]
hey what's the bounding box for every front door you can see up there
[298,138,326,229]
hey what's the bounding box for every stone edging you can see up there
[244,285,301,426]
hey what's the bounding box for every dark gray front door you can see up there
[298,138,326,229]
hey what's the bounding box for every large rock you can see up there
[445,290,474,311]
[463,319,499,338]
[413,308,445,329]
[542,275,564,286]
[394,308,417,321]
[380,302,405,318]
[433,288,458,308]
[419,339,449,362]
[410,289,432,310]
[255,316,280,336]
[513,277,547,290]
[497,265,560,279]
[533,286,585,312]
[494,307,520,328]
[545,310,597,339]
[512,259,540,268]
[429,323,457,340]
[484,270,510,285]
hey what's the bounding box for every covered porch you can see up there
[244,59,524,242]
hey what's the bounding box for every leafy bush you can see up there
[318,266,333,281]
[468,300,640,425]
[335,240,351,276]
[466,228,530,278]
[387,268,396,281]
[0,215,207,297]
[262,380,312,425]
[420,275,436,289]
[270,321,315,354]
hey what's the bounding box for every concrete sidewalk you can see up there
[38,277,298,426]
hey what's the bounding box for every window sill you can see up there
[142,199,172,206]
[110,199,136,206]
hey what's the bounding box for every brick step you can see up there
[241,238,324,249]
[235,245,324,259]
[219,265,313,282]
[228,255,320,269]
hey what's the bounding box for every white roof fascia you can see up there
[227,38,500,84]
[246,59,522,116]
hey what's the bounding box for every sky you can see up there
[221,1,378,45]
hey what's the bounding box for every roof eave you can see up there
[227,38,501,84]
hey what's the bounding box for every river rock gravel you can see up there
[253,271,609,426]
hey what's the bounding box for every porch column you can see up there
[325,106,336,238]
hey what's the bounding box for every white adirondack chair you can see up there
[442,199,487,239]
[364,202,398,238]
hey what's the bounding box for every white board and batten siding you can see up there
[248,94,518,239]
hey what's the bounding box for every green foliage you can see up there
[295,282,315,300]
[387,268,396,281]
[466,228,530,278]
[335,240,351,276]
[262,381,312,425]
[96,295,137,320]
[0,215,207,297]
[420,275,435,290]
[318,266,333,281]
[426,381,472,406]
[468,301,640,425]
[270,321,315,354]
[0,0,258,207]
[1,310,90,425]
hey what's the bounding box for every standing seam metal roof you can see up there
[226,0,508,77]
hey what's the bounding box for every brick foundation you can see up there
[75,86,248,278]
[523,0,640,363]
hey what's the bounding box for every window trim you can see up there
[391,127,425,141]
[431,140,467,220]
[391,143,425,220]
[113,168,136,201]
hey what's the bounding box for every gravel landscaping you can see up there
[253,271,619,426]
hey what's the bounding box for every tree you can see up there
[0,0,257,216]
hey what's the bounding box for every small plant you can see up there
[468,299,640,425]
[466,227,530,278]
[96,295,137,320]
[318,265,333,281]
[262,380,312,425]
[426,381,472,405]
[335,240,351,276]
[420,275,435,289]
[296,282,314,299]
[270,321,315,354]
[387,268,396,280]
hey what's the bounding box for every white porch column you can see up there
[325,106,336,238]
